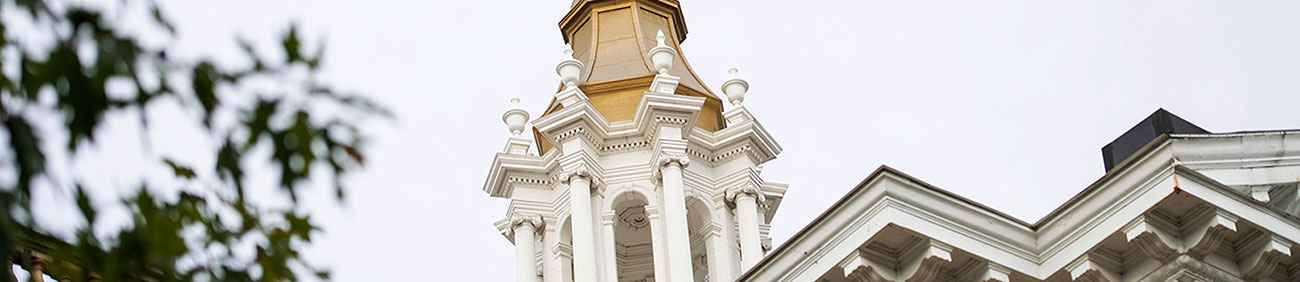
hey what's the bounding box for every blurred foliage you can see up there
[0,0,386,281]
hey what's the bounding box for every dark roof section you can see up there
[1102,109,1208,171]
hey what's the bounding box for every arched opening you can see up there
[559,216,574,282]
[611,191,655,281]
[686,196,715,282]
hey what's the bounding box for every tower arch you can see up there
[685,195,720,282]
[606,189,658,281]
[558,216,575,282]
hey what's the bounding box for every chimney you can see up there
[1101,109,1209,171]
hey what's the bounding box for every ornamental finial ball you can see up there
[648,30,676,75]
[502,95,530,136]
[556,45,584,89]
[721,66,750,106]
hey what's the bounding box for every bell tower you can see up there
[484,1,787,281]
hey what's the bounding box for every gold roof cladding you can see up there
[537,0,726,153]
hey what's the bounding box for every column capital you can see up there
[559,167,601,188]
[510,214,544,234]
[652,154,689,185]
[656,154,690,169]
[726,185,765,205]
[560,167,590,183]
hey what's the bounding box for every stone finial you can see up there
[721,65,750,106]
[502,95,530,136]
[556,44,585,89]
[648,30,676,74]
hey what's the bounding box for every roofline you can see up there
[738,164,1034,280]
[1171,128,1300,137]
[1031,134,1171,226]
[742,129,1300,280]
[1037,128,1300,226]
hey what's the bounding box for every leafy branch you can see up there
[0,0,387,281]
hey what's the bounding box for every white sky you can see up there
[27,0,1300,281]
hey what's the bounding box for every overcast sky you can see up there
[47,0,1300,280]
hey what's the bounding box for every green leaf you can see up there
[284,212,314,240]
[163,158,197,179]
[14,0,46,18]
[150,4,176,34]
[282,25,302,63]
[216,139,244,195]
[315,270,331,280]
[237,37,266,71]
[306,42,325,70]
[5,116,44,191]
[192,61,220,127]
[48,44,109,150]
[75,185,96,223]
[242,99,278,149]
[19,54,42,99]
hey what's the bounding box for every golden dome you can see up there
[536,0,726,153]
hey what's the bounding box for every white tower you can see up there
[483,1,787,281]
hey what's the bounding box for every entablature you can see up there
[489,80,785,198]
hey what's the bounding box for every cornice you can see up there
[527,91,783,170]
[533,90,704,152]
[760,182,789,222]
[687,117,782,166]
[483,150,562,198]
[528,85,783,169]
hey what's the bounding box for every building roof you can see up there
[741,127,1300,281]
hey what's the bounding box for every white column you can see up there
[733,189,764,270]
[602,212,618,282]
[647,206,669,281]
[706,223,733,282]
[564,170,599,282]
[542,226,561,282]
[658,156,695,282]
[716,203,740,280]
[513,216,540,282]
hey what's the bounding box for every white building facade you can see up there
[483,1,1300,282]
